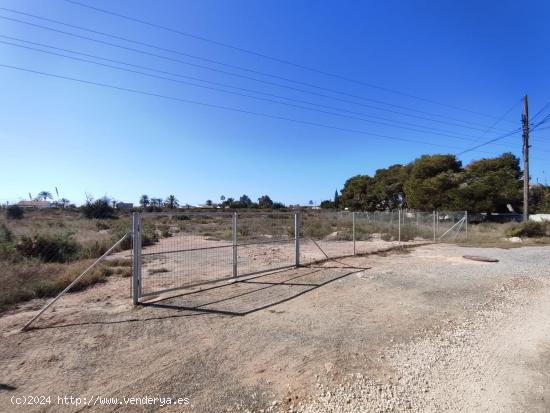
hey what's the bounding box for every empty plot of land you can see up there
[1,244,549,412]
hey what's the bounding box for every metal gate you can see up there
[132,211,299,303]
[131,209,467,303]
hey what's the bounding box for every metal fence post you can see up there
[435,211,439,240]
[465,210,468,239]
[352,211,356,255]
[132,212,141,305]
[398,209,401,244]
[433,211,436,241]
[232,212,238,278]
[294,212,300,266]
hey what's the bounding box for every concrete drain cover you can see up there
[463,255,499,263]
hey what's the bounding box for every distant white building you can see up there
[17,200,52,209]
[196,203,218,209]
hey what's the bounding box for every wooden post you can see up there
[522,95,530,222]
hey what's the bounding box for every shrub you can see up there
[505,221,547,238]
[0,242,20,262]
[81,199,117,219]
[16,232,81,262]
[6,205,24,219]
[141,224,159,246]
[158,224,172,238]
[0,223,13,243]
[95,220,111,230]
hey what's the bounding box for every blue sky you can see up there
[1,0,549,206]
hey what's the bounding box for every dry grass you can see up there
[458,222,550,248]
[0,257,131,312]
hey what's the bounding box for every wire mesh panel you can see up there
[236,212,295,275]
[134,209,468,299]
[299,210,354,264]
[139,212,234,295]
[354,211,399,254]
[436,210,467,241]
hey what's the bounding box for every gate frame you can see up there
[132,211,301,304]
[132,212,142,305]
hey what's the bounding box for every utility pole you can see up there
[522,95,530,222]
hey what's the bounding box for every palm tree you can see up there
[59,198,70,208]
[206,199,213,206]
[165,195,179,209]
[139,194,150,208]
[220,195,226,202]
[37,191,53,201]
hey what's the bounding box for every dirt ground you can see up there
[1,243,550,412]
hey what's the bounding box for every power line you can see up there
[0,37,524,149]
[457,129,522,156]
[0,8,513,132]
[61,0,518,123]
[469,100,522,143]
[530,101,550,124]
[0,62,517,154]
[457,100,550,157]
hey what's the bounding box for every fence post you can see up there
[294,212,300,267]
[132,212,141,305]
[232,212,238,278]
[398,209,401,244]
[465,210,468,239]
[352,211,356,255]
[433,211,436,241]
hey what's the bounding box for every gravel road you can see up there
[295,246,550,413]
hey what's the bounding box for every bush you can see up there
[0,223,13,243]
[81,199,117,219]
[505,221,547,238]
[95,220,111,230]
[16,232,81,262]
[6,205,24,219]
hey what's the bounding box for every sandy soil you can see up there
[1,244,549,412]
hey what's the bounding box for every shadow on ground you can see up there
[144,265,369,316]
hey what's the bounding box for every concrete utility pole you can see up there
[522,95,530,222]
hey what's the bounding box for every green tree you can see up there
[334,190,340,209]
[239,194,252,208]
[320,200,335,209]
[340,176,378,211]
[151,198,163,208]
[454,153,522,213]
[531,185,550,213]
[165,195,179,209]
[372,164,408,210]
[404,154,462,210]
[139,194,150,208]
[258,195,274,208]
[37,191,53,201]
[81,198,116,219]
[206,199,213,206]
